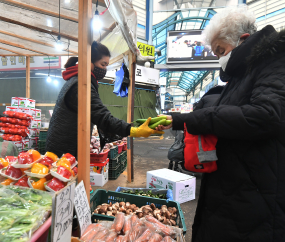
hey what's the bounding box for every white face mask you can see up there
[218,39,241,72]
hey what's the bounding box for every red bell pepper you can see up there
[47,178,65,191]
[5,165,22,179]
[18,153,33,164]
[41,156,54,165]
[72,167,78,175]
[15,176,29,187]
[63,153,76,166]
[57,166,72,179]
[5,156,17,163]
[39,159,52,169]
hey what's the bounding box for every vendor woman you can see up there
[46,41,163,157]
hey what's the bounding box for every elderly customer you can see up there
[157,5,285,242]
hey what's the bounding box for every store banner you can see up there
[0,56,61,71]
[135,65,160,85]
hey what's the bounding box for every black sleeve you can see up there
[65,83,131,137]
[172,64,285,140]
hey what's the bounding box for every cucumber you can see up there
[149,119,166,129]
[135,116,167,124]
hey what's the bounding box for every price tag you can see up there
[51,182,76,242]
[74,181,92,236]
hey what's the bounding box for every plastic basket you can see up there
[108,166,121,180]
[117,144,124,154]
[90,149,109,163]
[39,130,48,140]
[38,140,46,155]
[122,143,127,151]
[90,189,186,235]
[108,146,118,159]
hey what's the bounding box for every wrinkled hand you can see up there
[155,115,173,131]
[130,117,164,138]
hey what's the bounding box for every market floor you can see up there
[91,130,201,242]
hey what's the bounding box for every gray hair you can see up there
[202,5,257,46]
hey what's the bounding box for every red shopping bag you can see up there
[184,124,218,173]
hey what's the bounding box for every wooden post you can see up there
[127,52,136,183]
[78,0,92,201]
[26,56,30,98]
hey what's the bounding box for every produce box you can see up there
[120,160,127,173]
[90,189,187,235]
[29,137,39,149]
[115,187,174,200]
[31,108,41,119]
[108,155,120,169]
[18,107,33,116]
[147,168,196,204]
[11,97,35,108]
[90,158,109,187]
[29,118,41,129]
[5,106,18,112]
[22,139,30,150]
[12,140,23,152]
[119,150,127,163]
[29,128,40,138]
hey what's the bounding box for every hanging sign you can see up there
[135,65,160,85]
[74,181,92,236]
[0,56,61,71]
[51,182,76,242]
[137,42,155,62]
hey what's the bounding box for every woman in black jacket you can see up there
[46,41,162,157]
[157,5,285,242]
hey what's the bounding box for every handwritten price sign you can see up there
[74,181,92,236]
[51,182,75,242]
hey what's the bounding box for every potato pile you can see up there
[94,202,178,227]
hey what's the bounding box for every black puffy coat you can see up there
[46,74,131,157]
[172,25,285,242]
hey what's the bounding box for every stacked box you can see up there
[90,159,109,187]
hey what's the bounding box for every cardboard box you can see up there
[18,107,33,116]
[5,106,18,112]
[29,138,38,149]
[22,139,30,150]
[90,159,109,187]
[29,118,41,129]
[11,97,35,108]
[146,168,196,204]
[29,129,40,138]
[31,108,41,119]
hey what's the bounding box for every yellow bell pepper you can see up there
[0,158,9,168]
[57,157,71,168]
[31,163,49,175]
[1,178,14,185]
[45,152,58,162]
[31,178,46,191]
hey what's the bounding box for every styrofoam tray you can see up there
[52,160,78,169]
[11,156,43,168]
[0,168,25,181]
[24,168,50,179]
[50,168,75,182]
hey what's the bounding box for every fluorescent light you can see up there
[93,11,102,31]
[47,19,53,27]
[53,80,59,85]
[65,0,70,2]
[55,40,63,51]
[47,76,52,83]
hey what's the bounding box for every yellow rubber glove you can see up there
[130,117,165,138]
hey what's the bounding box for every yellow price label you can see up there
[137,42,155,62]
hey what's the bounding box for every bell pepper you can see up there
[15,176,29,187]
[41,156,54,165]
[18,153,34,164]
[62,153,76,166]
[0,158,8,168]
[57,166,72,179]
[5,165,22,179]
[39,159,52,169]
[1,178,14,185]
[57,157,71,168]
[72,167,78,175]
[5,156,17,163]
[45,152,58,162]
[31,178,46,191]
[47,178,65,192]
[31,163,49,175]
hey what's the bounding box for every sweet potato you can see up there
[104,231,118,242]
[145,215,175,236]
[112,213,125,233]
[149,233,163,242]
[134,229,153,242]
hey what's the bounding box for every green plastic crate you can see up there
[39,131,48,140]
[119,151,127,163]
[108,146,118,159]
[90,189,186,235]
[108,165,121,180]
[38,140,46,155]
[109,155,120,170]
[120,160,127,173]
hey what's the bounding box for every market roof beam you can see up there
[0,0,111,33]
[0,30,78,55]
[0,16,78,42]
[0,38,52,56]
[0,46,26,55]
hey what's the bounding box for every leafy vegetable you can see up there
[121,189,167,199]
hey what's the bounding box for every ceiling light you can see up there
[55,35,63,51]
[47,19,53,27]
[65,0,70,3]
[47,76,52,83]
[93,10,102,31]
[53,80,59,85]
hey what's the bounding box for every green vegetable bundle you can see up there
[121,189,167,199]
[136,116,172,129]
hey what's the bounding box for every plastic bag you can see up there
[3,111,32,120]
[167,131,184,162]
